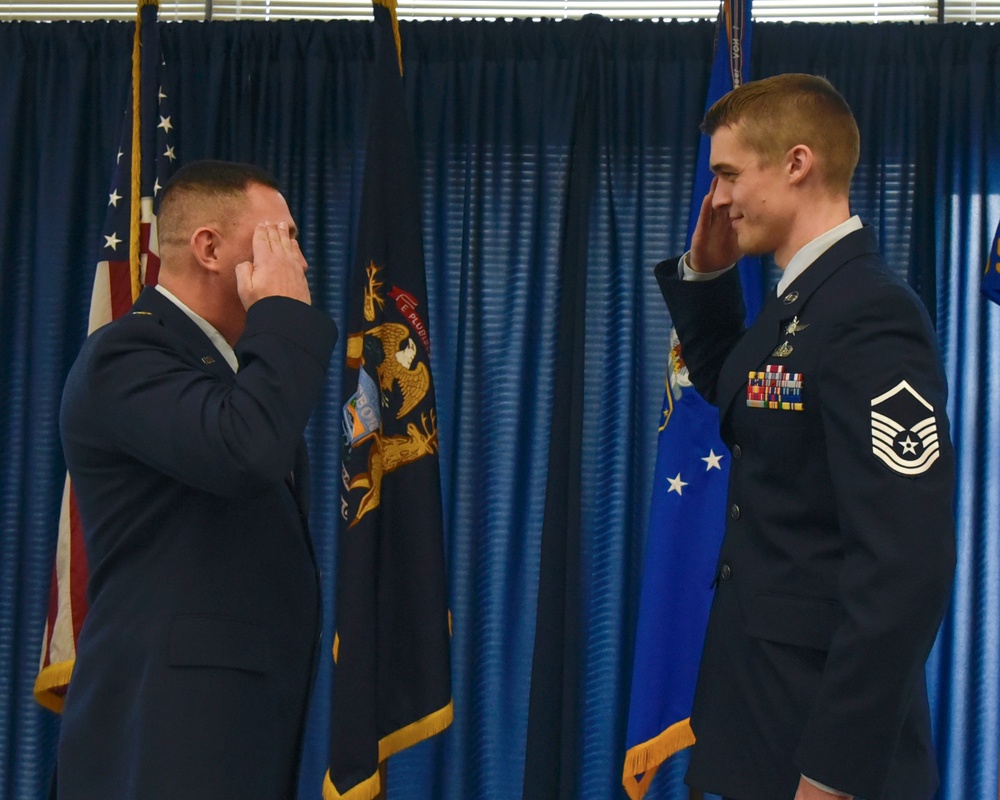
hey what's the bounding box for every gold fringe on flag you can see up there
[321,701,454,800]
[621,719,696,800]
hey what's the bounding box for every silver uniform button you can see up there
[731,504,741,520]
[720,564,732,581]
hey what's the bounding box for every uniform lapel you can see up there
[715,289,788,420]
[131,287,238,384]
[714,226,881,421]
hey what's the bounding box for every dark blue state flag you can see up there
[325,2,453,798]
[623,2,758,797]
[982,218,1000,304]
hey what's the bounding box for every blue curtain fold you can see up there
[1,17,999,800]
[926,26,1000,800]
[0,22,132,800]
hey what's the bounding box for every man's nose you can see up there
[712,183,731,209]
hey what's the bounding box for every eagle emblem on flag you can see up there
[342,262,439,527]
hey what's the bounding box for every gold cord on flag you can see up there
[129,4,143,300]
[373,0,403,75]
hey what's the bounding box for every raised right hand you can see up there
[235,221,312,309]
[690,176,743,273]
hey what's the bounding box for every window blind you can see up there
[2,1,992,26]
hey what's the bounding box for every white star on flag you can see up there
[667,473,688,496]
[157,115,172,133]
[108,189,122,207]
[164,145,176,162]
[702,450,724,471]
[104,232,122,251]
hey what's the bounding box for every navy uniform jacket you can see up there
[57,287,337,800]
[655,227,955,800]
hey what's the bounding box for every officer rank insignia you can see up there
[870,379,940,476]
[747,365,804,411]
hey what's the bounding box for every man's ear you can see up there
[190,226,222,273]
[785,144,815,186]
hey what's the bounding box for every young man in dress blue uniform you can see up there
[57,161,338,799]
[656,74,956,800]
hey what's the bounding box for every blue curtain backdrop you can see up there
[0,17,998,800]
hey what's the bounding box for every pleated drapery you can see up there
[1,18,998,800]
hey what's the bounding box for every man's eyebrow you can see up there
[710,161,737,174]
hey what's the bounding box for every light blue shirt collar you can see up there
[776,215,863,296]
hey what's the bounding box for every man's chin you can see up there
[735,237,765,257]
[734,231,771,258]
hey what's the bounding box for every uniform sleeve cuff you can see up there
[680,250,736,281]
[802,774,852,798]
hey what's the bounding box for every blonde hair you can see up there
[702,73,860,195]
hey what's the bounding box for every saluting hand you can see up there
[235,221,312,309]
[690,176,743,273]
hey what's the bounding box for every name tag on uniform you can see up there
[747,365,804,411]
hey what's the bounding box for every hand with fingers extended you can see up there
[236,221,312,309]
[690,175,743,273]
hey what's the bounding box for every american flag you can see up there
[34,0,177,712]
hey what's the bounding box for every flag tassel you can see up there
[621,719,696,799]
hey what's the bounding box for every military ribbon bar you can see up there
[747,365,804,411]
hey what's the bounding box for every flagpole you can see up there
[371,7,401,794]
[375,761,387,800]
[129,0,151,301]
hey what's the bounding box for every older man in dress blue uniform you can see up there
[57,161,337,799]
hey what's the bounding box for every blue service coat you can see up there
[656,226,956,800]
[57,287,337,799]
